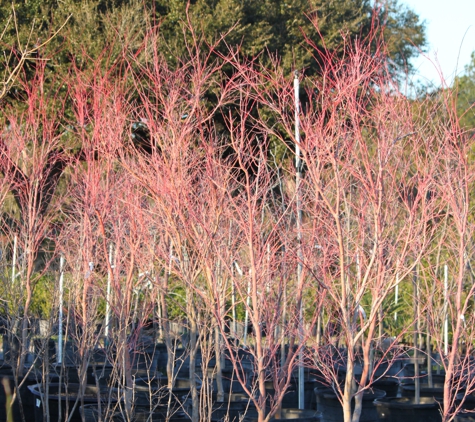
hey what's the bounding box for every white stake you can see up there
[11,235,17,285]
[58,254,65,364]
[105,244,113,345]
[294,71,305,410]
[444,264,448,356]
[394,272,399,322]
[243,271,251,347]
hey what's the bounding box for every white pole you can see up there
[444,264,448,356]
[105,244,113,345]
[11,235,17,285]
[394,273,399,322]
[294,71,305,410]
[232,266,237,338]
[243,280,251,346]
[58,254,65,364]
[242,266,251,347]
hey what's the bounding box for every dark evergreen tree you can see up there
[454,52,475,131]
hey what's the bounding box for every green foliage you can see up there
[0,267,56,319]
[166,284,188,320]
[454,51,475,131]
[0,0,426,81]
[153,0,425,76]
[382,279,414,342]
[30,274,56,319]
[379,0,426,74]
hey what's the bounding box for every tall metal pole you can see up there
[295,71,305,410]
[58,254,65,364]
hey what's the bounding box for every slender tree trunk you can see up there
[120,319,134,421]
[343,352,354,422]
[214,321,224,402]
[159,270,174,388]
[189,308,199,422]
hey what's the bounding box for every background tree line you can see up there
[1,0,424,81]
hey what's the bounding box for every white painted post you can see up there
[232,265,237,338]
[294,71,305,410]
[11,235,17,285]
[444,264,448,356]
[105,244,113,346]
[57,254,65,364]
[394,273,399,322]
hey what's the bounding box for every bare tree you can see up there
[420,89,475,422]
[0,58,70,377]
[230,33,442,422]
[0,5,70,102]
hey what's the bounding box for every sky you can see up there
[402,0,475,88]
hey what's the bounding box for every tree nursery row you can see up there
[0,17,474,422]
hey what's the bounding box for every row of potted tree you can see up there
[0,20,474,422]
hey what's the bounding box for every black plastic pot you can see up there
[58,341,79,366]
[128,408,190,422]
[314,387,334,413]
[242,408,322,421]
[315,388,385,422]
[0,366,39,422]
[249,377,322,410]
[197,364,248,394]
[402,364,445,379]
[136,375,196,391]
[373,377,400,397]
[456,392,475,411]
[50,362,114,387]
[80,403,122,422]
[2,335,23,367]
[182,392,256,422]
[33,338,57,366]
[133,376,195,411]
[154,345,187,372]
[455,411,475,421]
[373,396,442,422]
[81,404,191,422]
[400,382,445,398]
[28,383,115,422]
[129,345,160,374]
[373,360,406,378]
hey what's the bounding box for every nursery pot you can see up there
[33,338,57,367]
[262,378,323,410]
[241,408,322,422]
[28,382,115,422]
[0,366,39,422]
[400,381,445,398]
[2,335,24,367]
[314,387,385,422]
[373,360,406,378]
[456,392,475,411]
[134,376,196,410]
[182,392,255,422]
[81,404,191,422]
[50,361,114,387]
[129,344,160,374]
[454,411,475,422]
[372,376,400,397]
[373,396,442,422]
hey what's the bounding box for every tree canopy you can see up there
[455,51,475,131]
[0,0,426,77]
